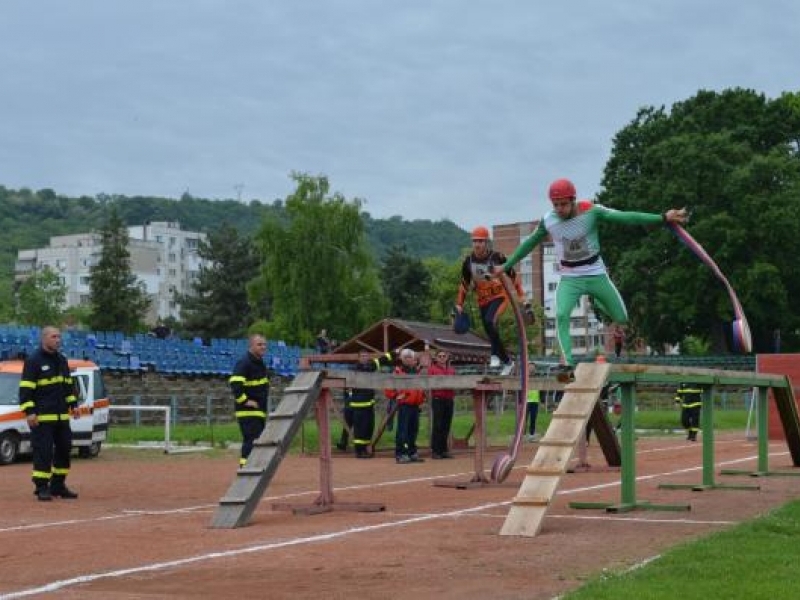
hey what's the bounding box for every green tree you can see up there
[250,173,386,346]
[88,206,150,333]
[178,223,260,340]
[424,256,462,324]
[14,267,67,326]
[600,88,800,353]
[381,245,432,321]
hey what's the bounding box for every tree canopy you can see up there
[250,173,387,346]
[88,206,150,334]
[599,88,800,353]
[178,223,261,341]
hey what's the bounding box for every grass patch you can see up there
[106,408,749,450]
[563,500,800,599]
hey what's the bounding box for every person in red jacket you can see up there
[385,349,426,464]
[427,349,456,459]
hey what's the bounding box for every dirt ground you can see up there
[2,432,800,600]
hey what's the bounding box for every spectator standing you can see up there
[385,349,426,464]
[675,383,702,441]
[316,329,331,354]
[428,350,456,459]
[19,326,80,501]
[229,334,270,467]
[526,381,541,443]
[339,350,391,458]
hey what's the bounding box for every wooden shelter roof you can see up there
[332,318,490,365]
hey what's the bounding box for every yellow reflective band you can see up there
[20,401,34,411]
[244,378,269,386]
[38,413,71,421]
[235,394,248,404]
[229,375,246,384]
[32,470,52,479]
[38,375,67,387]
[350,400,375,408]
[20,380,36,389]
[235,410,267,418]
[354,438,372,444]
[52,467,70,475]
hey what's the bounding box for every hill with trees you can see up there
[0,183,470,322]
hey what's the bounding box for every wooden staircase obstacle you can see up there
[210,371,325,528]
[500,363,610,537]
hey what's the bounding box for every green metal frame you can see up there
[569,365,796,513]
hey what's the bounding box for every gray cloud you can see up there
[1,0,797,229]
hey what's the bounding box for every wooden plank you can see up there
[552,412,591,419]
[538,439,578,447]
[501,506,549,537]
[500,363,609,537]
[525,466,565,476]
[210,371,325,528]
[772,381,800,466]
[588,401,622,467]
[512,496,550,506]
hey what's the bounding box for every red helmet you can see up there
[471,226,490,240]
[548,178,577,201]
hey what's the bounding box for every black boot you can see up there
[34,485,52,502]
[50,478,79,499]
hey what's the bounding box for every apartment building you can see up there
[15,222,206,324]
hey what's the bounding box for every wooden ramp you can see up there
[210,371,324,529]
[771,378,800,466]
[500,362,610,537]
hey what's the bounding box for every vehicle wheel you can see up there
[0,432,20,465]
[78,442,101,459]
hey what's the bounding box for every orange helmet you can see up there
[471,226,490,240]
[548,178,577,201]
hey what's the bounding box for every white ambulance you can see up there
[0,359,110,465]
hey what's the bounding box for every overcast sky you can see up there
[1,1,797,230]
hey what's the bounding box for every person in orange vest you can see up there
[385,349,426,463]
[456,225,527,375]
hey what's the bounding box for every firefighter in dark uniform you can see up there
[343,350,391,458]
[675,382,703,441]
[19,326,80,501]
[229,334,270,468]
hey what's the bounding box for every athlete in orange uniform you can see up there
[455,226,526,373]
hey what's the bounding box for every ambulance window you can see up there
[93,370,106,398]
[0,374,18,405]
[73,375,89,404]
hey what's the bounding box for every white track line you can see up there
[0,451,786,599]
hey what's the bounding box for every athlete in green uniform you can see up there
[494,178,687,373]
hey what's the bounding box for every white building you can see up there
[15,222,206,324]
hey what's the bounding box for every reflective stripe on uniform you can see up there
[350,400,375,408]
[235,410,267,418]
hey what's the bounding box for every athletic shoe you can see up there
[500,361,515,376]
[409,453,425,463]
[396,455,411,464]
[489,355,501,368]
